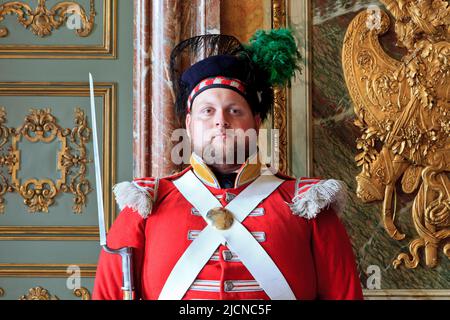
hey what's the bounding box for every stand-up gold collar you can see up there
[190,152,261,189]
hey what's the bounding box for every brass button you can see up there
[206,207,234,230]
[224,280,234,292]
[222,250,233,261]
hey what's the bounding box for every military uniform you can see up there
[93,153,363,300]
[93,30,363,300]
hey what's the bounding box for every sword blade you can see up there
[89,73,107,246]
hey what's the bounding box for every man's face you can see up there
[186,88,261,165]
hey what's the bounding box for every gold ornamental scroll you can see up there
[342,0,449,269]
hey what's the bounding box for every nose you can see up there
[214,109,230,128]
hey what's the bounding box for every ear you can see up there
[185,113,192,139]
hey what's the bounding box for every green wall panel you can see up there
[0,0,133,299]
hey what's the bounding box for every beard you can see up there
[194,129,257,166]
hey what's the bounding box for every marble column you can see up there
[133,0,152,178]
[133,0,220,177]
[150,0,181,177]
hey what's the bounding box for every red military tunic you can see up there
[93,154,363,300]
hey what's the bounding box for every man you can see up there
[93,30,363,300]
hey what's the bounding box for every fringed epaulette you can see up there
[112,177,159,219]
[288,178,347,219]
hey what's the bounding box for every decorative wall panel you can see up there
[0,0,116,58]
[0,0,131,301]
[0,82,116,240]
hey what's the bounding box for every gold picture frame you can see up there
[0,263,96,277]
[271,0,289,174]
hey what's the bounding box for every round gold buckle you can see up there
[206,207,234,230]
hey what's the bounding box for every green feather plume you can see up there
[245,28,302,87]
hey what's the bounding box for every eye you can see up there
[201,107,213,115]
[229,107,242,115]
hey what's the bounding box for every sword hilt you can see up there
[102,245,135,300]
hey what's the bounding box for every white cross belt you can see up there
[158,169,296,300]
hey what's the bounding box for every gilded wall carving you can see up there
[17,286,91,300]
[19,286,59,300]
[0,107,13,213]
[342,0,449,269]
[0,0,95,37]
[73,287,91,300]
[0,107,92,213]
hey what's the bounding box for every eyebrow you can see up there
[198,102,214,107]
[196,101,240,108]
